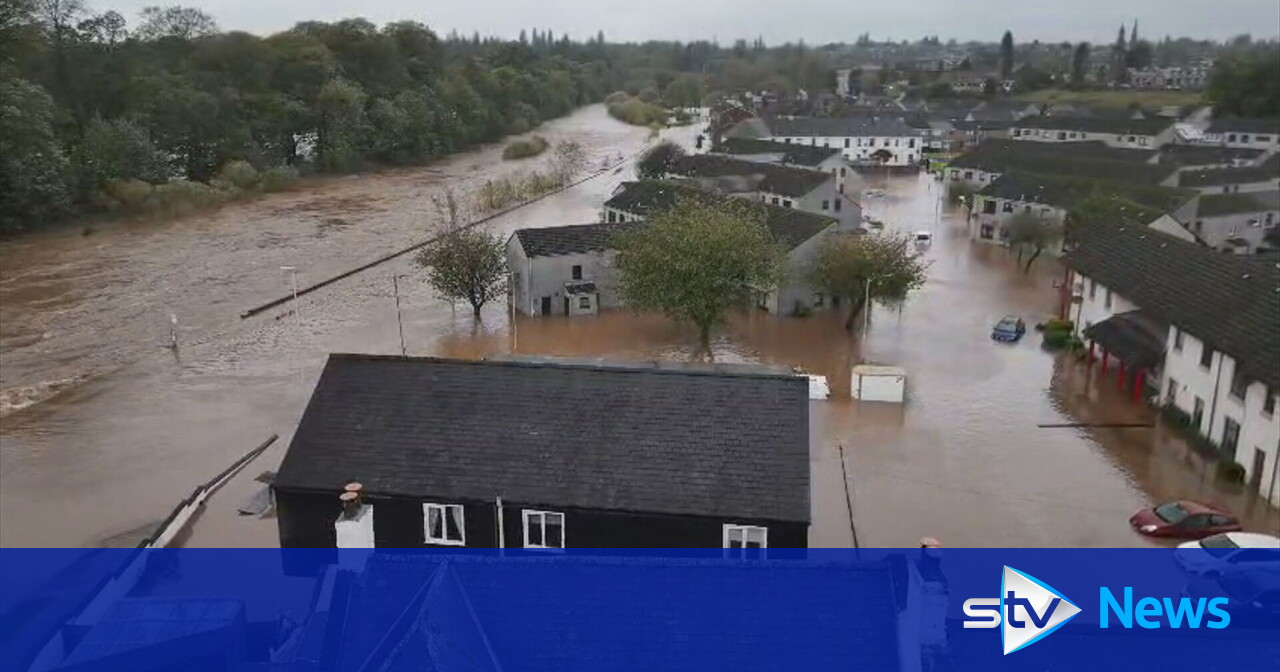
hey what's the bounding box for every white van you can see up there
[915,231,933,245]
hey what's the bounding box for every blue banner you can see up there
[1,549,1277,671]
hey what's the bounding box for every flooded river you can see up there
[2,105,1275,547]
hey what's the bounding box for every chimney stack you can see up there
[335,482,374,557]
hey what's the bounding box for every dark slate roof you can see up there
[1197,191,1280,218]
[978,171,1195,212]
[951,143,1173,186]
[1064,225,1280,388]
[764,115,924,138]
[1178,165,1277,188]
[564,281,598,294]
[1206,117,1280,135]
[1157,144,1265,167]
[513,222,638,257]
[951,139,1155,166]
[716,138,841,166]
[1083,311,1167,370]
[1013,115,1175,136]
[668,154,831,197]
[274,355,811,522]
[603,181,838,250]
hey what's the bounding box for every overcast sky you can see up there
[98,0,1278,44]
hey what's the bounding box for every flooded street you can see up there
[2,106,1276,547]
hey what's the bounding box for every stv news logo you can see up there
[962,566,1081,655]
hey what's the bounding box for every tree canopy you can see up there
[807,232,930,330]
[613,197,785,352]
[1207,48,1280,117]
[635,141,686,179]
[415,226,507,317]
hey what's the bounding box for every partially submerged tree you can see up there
[613,196,784,353]
[415,225,507,317]
[1004,213,1063,273]
[549,139,586,184]
[635,141,686,179]
[807,232,930,331]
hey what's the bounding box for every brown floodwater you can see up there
[1,107,1275,547]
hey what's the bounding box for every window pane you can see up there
[428,507,443,539]
[446,506,464,540]
[546,514,564,547]
[727,528,744,548]
[526,514,543,546]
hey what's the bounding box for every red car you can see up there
[1130,500,1242,539]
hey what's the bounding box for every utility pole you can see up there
[392,274,407,357]
[509,271,518,351]
[280,266,299,324]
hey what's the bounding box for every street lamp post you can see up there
[280,266,299,324]
[392,274,408,357]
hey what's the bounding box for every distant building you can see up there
[946,139,1166,191]
[1063,224,1279,506]
[969,171,1197,248]
[1189,190,1280,254]
[1126,65,1210,90]
[1009,116,1177,149]
[601,180,857,314]
[710,137,862,194]
[1176,157,1280,195]
[662,153,859,228]
[1201,117,1280,151]
[506,222,636,317]
[756,116,927,167]
[273,354,812,549]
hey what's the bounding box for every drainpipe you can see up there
[1205,351,1225,452]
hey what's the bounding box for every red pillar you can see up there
[1133,369,1145,403]
[1101,350,1109,375]
[1117,361,1126,390]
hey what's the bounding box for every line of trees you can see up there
[0,2,856,234]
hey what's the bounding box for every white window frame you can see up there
[722,524,768,549]
[423,503,466,546]
[522,509,566,549]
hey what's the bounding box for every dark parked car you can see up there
[991,315,1026,342]
[1130,500,1242,539]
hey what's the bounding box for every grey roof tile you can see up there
[275,356,812,522]
[514,222,639,257]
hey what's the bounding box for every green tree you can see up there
[613,197,784,352]
[0,74,70,232]
[807,232,929,330]
[999,30,1014,80]
[1207,49,1280,117]
[635,141,685,179]
[1004,213,1063,273]
[661,73,703,108]
[315,76,367,172]
[73,117,167,196]
[415,226,507,317]
[1071,42,1091,87]
[134,5,217,41]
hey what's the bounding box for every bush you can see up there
[947,182,976,205]
[217,160,260,191]
[260,166,299,192]
[1215,461,1246,483]
[102,178,154,213]
[607,96,669,127]
[152,180,227,217]
[604,90,631,105]
[1042,329,1072,349]
[502,135,549,160]
[1043,318,1074,332]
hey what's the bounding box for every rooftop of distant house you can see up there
[1157,144,1265,167]
[1196,190,1280,218]
[1064,224,1280,389]
[952,141,1170,185]
[513,222,639,257]
[1178,163,1278,188]
[667,154,832,198]
[604,180,840,250]
[715,138,842,167]
[978,171,1195,213]
[763,115,925,138]
[274,354,811,522]
[1012,115,1175,136]
[1206,117,1280,135]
